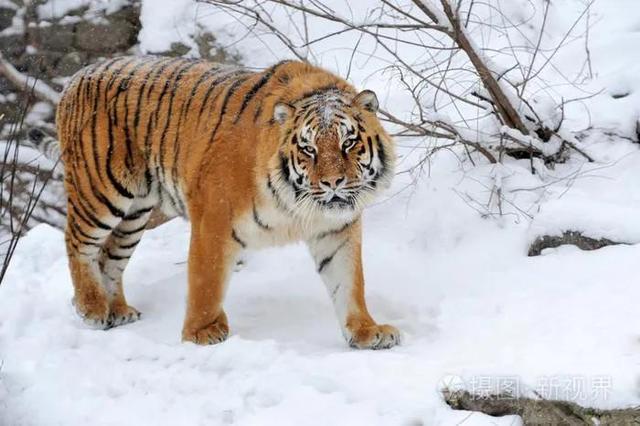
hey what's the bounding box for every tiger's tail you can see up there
[26,127,61,164]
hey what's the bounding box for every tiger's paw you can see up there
[347,323,401,350]
[182,313,229,345]
[108,304,141,328]
[72,295,110,330]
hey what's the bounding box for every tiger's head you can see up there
[267,86,395,220]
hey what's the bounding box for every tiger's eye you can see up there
[342,139,356,150]
[302,146,316,156]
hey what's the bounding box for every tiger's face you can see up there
[270,89,394,219]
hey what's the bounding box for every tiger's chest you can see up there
[232,200,354,249]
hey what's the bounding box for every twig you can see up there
[0,53,61,104]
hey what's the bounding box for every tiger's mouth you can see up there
[318,195,355,210]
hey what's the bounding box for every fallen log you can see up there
[443,389,640,425]
[528,230,627,256]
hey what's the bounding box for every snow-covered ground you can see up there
[1,154,639,425]
[2,0,640,424]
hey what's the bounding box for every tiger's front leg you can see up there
[181,211,240,345]
[307,220,400,349]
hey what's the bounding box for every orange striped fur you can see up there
[56,56,399,349]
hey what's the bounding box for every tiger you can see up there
[51,55,400,349]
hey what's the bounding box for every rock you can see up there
[196,31,241,64]
[527,230,625,256]
[0,33,26,58]
[17,51,63,76]
[54,51,88,76]
[444,389,640,425]
[28,22,75,52]
[74,7,140,54]
[0,7,16,31]
[168,42,191,57]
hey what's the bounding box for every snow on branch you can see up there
[0,53,61,105]
[201,0,594,168]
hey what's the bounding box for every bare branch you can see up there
[0,53,61,105]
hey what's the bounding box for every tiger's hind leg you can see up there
[99,200,155,328]
[65,197,129,329]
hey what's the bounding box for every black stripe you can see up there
[330,283,341,300]
[317,240,348,273]
[67,225,102,248]
[89,69,108,187]
[69,148,126,220]
[315,221,353,240]
[303,107,315,121]
[208,75,250,144]
[195,75,251,183]
[198,70,246,119]
[172,64,225,180]
[106,116,135,199]
[252,204,271,231]
[231,229,247,248]
[365,136,374,168]
[66,239,98,258]
[253,104,263,122]
[182,65,224,114]
[281,153,304,199]
[293,85,340,104]
[79,112,118,214]
[102,270,120,283]
[147,58,189,101]
[70,219,101,242]
[65,127,107,229]
[124,206,153,220]
[105,249,130,261]
[139,59,185,170]
[131,67,155,135]
[287,152,304,182]
[96,57,128,80]
[141,60,185,168]
[118,239,141,250]
[119,60,152,170]
[113,222,147,237]
[67,141,115,223]
[105,57,138,97]
[96,189,127,218]
[171,67,222,215]
[69,200,112,231]
[280,153,292,182]
[375,134,386,176]
[133,58,181,137]
[65,68,89,144]
[157,61,201,211]
[155,63,193,179]
[266,174,292,214]
[103,58,138,132]
[234,61,290,123]
[86,58,136,189]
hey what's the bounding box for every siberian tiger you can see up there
[50,56,399,349]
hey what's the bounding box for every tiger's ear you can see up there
[273,102,294,124]
[352,90,379,113]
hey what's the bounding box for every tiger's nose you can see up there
[320,176,346,189]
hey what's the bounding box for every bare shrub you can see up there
[0,82,57,285]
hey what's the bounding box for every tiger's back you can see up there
[58,56,245,220]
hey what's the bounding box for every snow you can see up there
[2,0,640,424]
[138,0,201,56]
[2,168,639,424]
